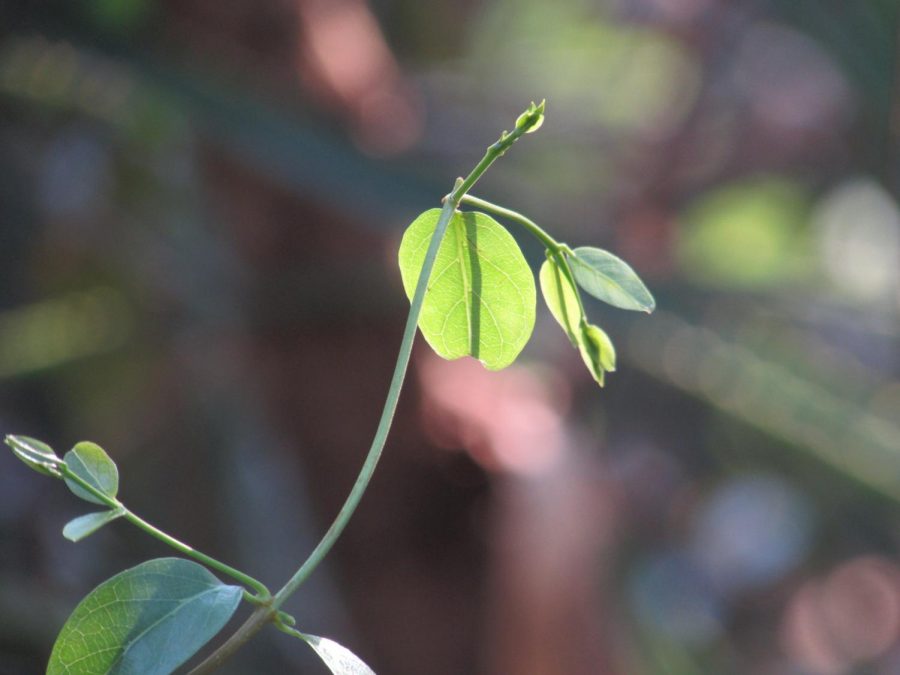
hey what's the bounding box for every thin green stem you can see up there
[459,194,561,252]
[188,606,274,675]
[120,511,270,600]
[274,623,305,640]
[271,195,459,608]
[448,101,544,202]
[272,102,545,608]
[187,103,546,674]
[60,467,270,600]
[186,198,460,673]
[553,249,589,322]
[458,193,589,321]
[460,195,585,321]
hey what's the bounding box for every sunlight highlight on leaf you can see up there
[398,208,536,370]
[300,633,376,675]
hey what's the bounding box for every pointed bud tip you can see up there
[515,101,546,134]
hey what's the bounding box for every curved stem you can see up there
[272,104,544,609]
[271,194,458,608]
[121,510,270,600]
[458,194,589,321]
[188,605,275,675]
[459,194,561,252]
[60,468,270,599]
[186,200,459,674]
[188,102,545,673]
[553,249,589,321]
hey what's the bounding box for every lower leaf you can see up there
[48,557,243,675]
[299,633,376,675]
[62,507,125,542]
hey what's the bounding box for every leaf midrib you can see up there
[453,217,474,354]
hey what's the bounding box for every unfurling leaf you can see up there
[63,441,118,505]
[63,507,125,542]
[570,246,655,312]
[5,435,64,477]
[48,557,243,675]
[398,208,536,371]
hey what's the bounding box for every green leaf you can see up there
[63,507,125,542]
[539,258,616,386]
[539,257,583,345]
[48,557,243,675]
[398,208,536,371]
[300,633,376,675]
[578,322,616,386]
[4,435,64,477]
[569,246,655,312]
[63,441,118,505]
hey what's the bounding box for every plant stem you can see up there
[459,194,589,320]
[60,467,270,600]
[120,510,270,601]
[187,103,545,674]
[448,101,544,202]
[188,605,274,675]
[554,249,589,322]
[186,198,459,674]
[271,103,545,609]
[459,194,561,252]
[271,196,458,607]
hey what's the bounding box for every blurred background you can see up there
[1,0,899,673]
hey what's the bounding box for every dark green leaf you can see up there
[570,247,655,312]
[398,208,536,371]
[300,633,376,675]
[48,557,243,675]
[63,441,118,505]
[4,435,64,477]
[63,507,125,542]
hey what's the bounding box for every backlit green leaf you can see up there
[570,246,655,312]
[63,441,118,505]
[5,435,64,477]
[539,258,616,386]
[300,634,376,675]
[48,557,243,675]
[539,256,582,345]
[398,208,536,370]
[63,507,125,542]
